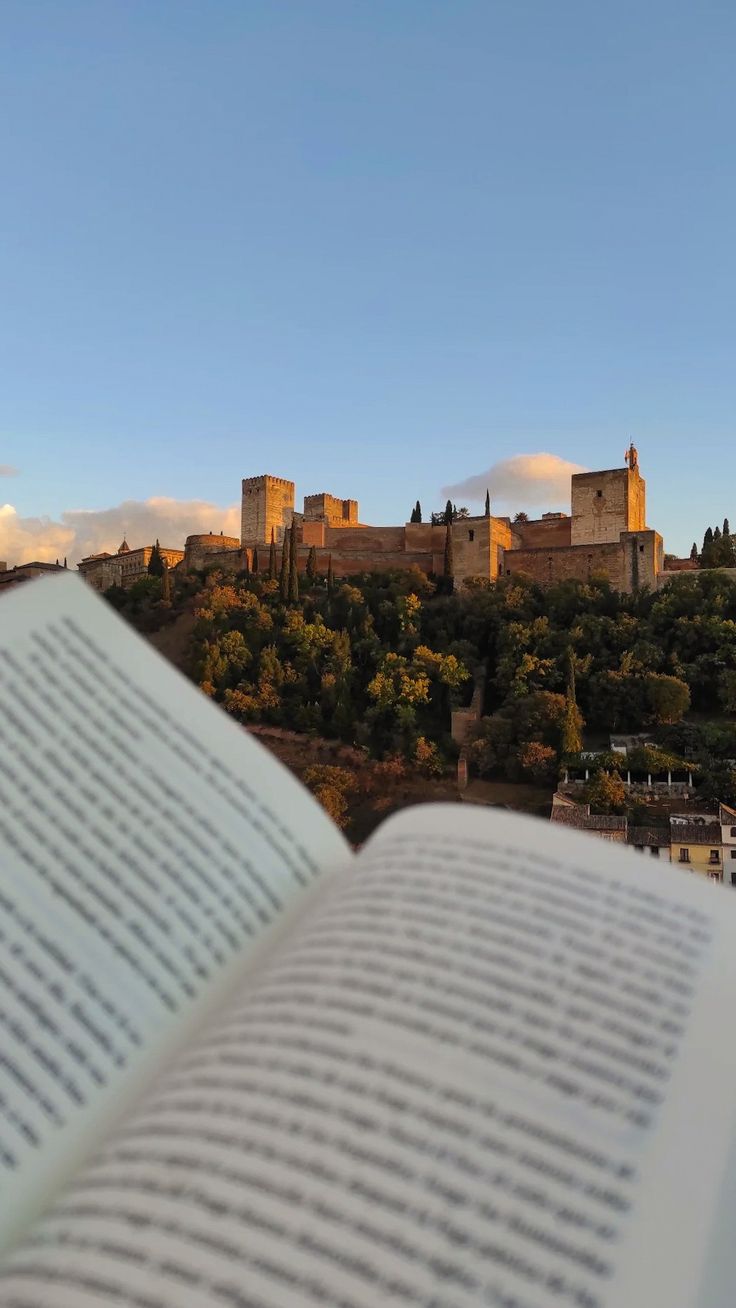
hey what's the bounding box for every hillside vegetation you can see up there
[107,566,736,805]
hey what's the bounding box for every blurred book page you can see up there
[0,574,349,1249]
[3,803,735,1306]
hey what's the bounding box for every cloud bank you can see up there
[0,496,240,567]
[442,452,588,509]
[0,465,19,477]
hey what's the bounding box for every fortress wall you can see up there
[302,521,326,547]
[322,525,408,552]
[504,540,626,590]
[404,522,447,551]
[182,545,248,573]
[511,516,572,549]
[184,534,241,571]
[262,544,443,578]
[321,549,441,578]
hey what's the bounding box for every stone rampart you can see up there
[512,516,571,550]
[504,540,626,589]
[184,534,241,571]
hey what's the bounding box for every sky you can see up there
[1,0,735,562]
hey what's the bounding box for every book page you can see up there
[3,804,736,1307]
[0,574,349,1250]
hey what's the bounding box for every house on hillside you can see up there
[669,814,723,881]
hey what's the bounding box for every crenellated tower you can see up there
[241,475,295,545]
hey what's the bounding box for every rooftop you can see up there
[627,827,670,847]
[550,807,627,831]
[669,823,721,844]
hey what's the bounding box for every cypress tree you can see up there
[443,521,454,591]
[252,546,259,574]
[484,488,490,517]
[690,542,698,561]
[279,531,289,601]
[148,539,164,576]
[561,646,582,756]
[268,527,277,579]
[409,505,417,523]
[443,499,453,526]
[288,518,299,603]
[724,518,731,537]
[327,554,334,593]
[703,526,714,550]
[161,558,171,605]
[714,525,722,541]
[306,544,317,580]
[415,500,422,523]
[566,644,576,704]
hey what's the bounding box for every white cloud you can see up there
[442,452,588,510]
[0,496,240,567]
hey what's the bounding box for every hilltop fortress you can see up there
[176,446,665,594]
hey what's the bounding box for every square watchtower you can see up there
[241,475,295,545]
[571,463,646,546]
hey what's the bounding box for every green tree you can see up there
[646,674,691,724]
[586,769,626,814]
[327,554,334,592]
[513,511,529,524]
[147,540,164,576]
[279,531,289,601]
[415,500,422,523]
[443,499,453,526]
[288,518,299,603]
[718,668,736,713]
[724,518,731,537]
[485,488,490,517]
[161,558,171,605]
[252,546,259,574]
[268,527,277,580]
[690,542,699,561]
[306,544,317,581]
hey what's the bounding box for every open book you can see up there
[1,574,735,1308]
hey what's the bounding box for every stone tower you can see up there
[570,460,646,546]
[241,475,295,545]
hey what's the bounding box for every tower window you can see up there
[639,544,645,553]
[468,529,474,541]
[596,490,603,498]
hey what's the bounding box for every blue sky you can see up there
[1,0,735,559]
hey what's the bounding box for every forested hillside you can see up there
[107,565,736,804]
